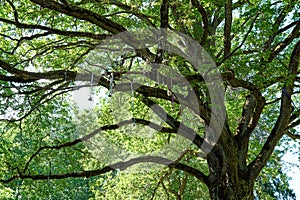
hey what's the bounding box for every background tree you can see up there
[0,0,299,199]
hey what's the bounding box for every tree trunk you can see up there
[206,136,255,200]
[208,178,254,200]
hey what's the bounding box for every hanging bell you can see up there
[88,95,93,101]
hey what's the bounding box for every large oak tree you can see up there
[0,0,299,199]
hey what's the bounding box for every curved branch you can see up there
[140,96,204,149]
[287,118,300,129]
[0,60,207,123]
[0,17,109,40]
[286,131,300,140]
[2,156,209,185]
[23,118,176,173]
[234,92,265,170]
[191,0,209,45]
[30,0,126,34]
[248,40,300,179]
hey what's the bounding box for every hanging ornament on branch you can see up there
[88,72,94,101]
[108,72,114,97]
[166,78,175,110]
[130,81,135,125]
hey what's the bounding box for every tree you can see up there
[0,0,299,199]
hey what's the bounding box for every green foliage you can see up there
[0,0,299,199]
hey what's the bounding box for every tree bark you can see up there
[206,130,255,200]
[208,177,254,200]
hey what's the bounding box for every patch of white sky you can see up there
[273,87,300,198]
[281,139,300,199]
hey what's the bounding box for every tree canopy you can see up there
[0,0,299,199]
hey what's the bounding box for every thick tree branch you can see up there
[0,17,109,40]
[224,0,232,57]
[221,71,262,99]
[191,0,209,45]
[235,94,256,169]
[2,156,208,185]
[0,60,206,123]
[0,59,77,81]
[1,57,259,134]
[234,92,265,170]
[140,97,204,149]
[248,40,300,179]
[160,0,169,28]
[30,0,126,34]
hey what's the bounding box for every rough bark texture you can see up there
[209,178,254,200]
[207,142,255,200]
[202,119,258,200]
